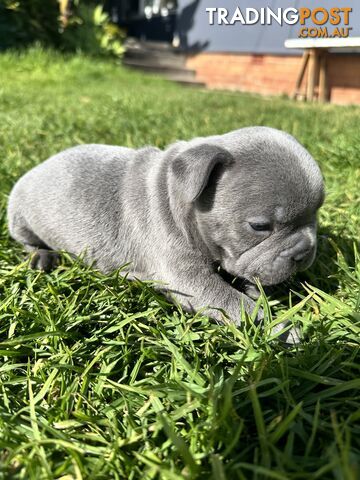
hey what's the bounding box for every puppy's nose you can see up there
[280,238,314,262]
[293,248,313,262]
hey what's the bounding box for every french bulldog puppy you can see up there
[7,127,324,342]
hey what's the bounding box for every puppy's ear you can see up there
[171,144,234,202]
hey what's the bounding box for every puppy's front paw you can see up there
[253,305,264,324]
[283,326,302,345]
[271,322,302,345]
[244,283,261,300]
[241,295,263,324]
[29,249,60,272]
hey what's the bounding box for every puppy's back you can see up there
[8,144,136,257]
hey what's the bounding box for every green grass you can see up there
[0,47,359,479]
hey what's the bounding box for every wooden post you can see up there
[318,51,328,103]
[307,48,319,102]
[292,51,310,100]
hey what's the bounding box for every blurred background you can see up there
[1,0,360,104]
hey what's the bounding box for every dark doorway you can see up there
[106,1,177,43]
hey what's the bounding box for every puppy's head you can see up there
[170,127,324,286]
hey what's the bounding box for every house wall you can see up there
[186,53,360,105]
[178,1,360,104]
[177,0,360,54]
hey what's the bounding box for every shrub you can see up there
[0,0,61,50]
[0,0,125,57]
[61,2,125,57]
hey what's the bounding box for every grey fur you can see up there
[7,127,324,343]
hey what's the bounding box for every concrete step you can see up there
[124,49,186,68]
[123,60,196,79]
[125,38,176,52]
[123,38,205,88]
[169,77,206,88]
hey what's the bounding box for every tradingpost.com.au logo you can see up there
[206,7,353,38]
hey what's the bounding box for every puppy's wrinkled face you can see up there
[194,132,324,286]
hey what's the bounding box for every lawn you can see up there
[0,47,359,480]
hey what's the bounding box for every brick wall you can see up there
[186,53,360,105]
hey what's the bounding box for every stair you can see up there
[123,38,205,87]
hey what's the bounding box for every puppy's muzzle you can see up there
[280,236,316,271]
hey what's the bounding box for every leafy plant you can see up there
[61,2,125,57]
[0,0,125,57]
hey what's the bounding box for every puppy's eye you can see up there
[249,222,272,232]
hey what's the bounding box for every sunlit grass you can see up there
[0,47,359,479]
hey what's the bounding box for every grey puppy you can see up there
[7,127,324,341]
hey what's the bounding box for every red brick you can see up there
[186,53,360,105]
